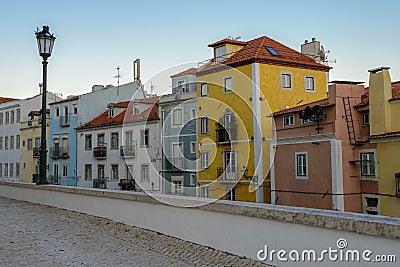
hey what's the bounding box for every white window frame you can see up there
[171,176,184,194]
[172,108,183,126]
[280,72,292,90]
[191,109,196,119]
[85,164,92,181]
[141,164,149,182]
[190,142,196,153]
[304,75,316,92]
[140,129,149,147]
[295,152,308,179]
[190,174,196,186]
[200,117,209,134]
[111,164,119,181]
[55,107,60,117]
[215,45,226,62]
[283,114,294,127]
[360,150,377,179]
[85,134,92,150]
[15,162,20,177]
[201,185,209,198]
[201,151,210,170]
[226,187,236,201]
[110,132,119,150]
[108,108,114,118]
[201,83,208,97]
[62,164,68,177]
[223,76,233,93]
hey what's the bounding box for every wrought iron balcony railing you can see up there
[33,147,40,158]
[93,146,107,159]
[216,127,237,143]
[50,147,69,159]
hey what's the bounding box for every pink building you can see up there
[271,81,379,214]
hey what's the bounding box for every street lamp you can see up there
[35,26,56,185]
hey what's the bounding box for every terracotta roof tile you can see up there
[49,96,79,105]
[208,38,247,48]
[170,68,198,78]
[198,36,330,75]
[0,97,17,103]
[273,98,330,116]
[391,81,400,100]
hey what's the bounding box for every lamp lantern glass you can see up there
[35,26,56,59]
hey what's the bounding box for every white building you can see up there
[76,97,161,192]
[0,92,61,182]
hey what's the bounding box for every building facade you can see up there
[0,92,60,182]
[368,67,400,217]
[49,82,143,186]
[19,110,50,183]
[196,36,330,202]
[159,68,197,196]
[272,82,378,214]
[76,97,161,192]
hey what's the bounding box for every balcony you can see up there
[59,115,70,127]
[216,127,237,143]
[50,147,69,159]
[120,145,136,158]
[93,146,107,159]
[33,147,40,158]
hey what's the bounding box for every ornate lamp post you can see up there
[35,26,56,185]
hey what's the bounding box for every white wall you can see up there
[0,182,399,267]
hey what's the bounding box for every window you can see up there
[201,152,210,170]
[111,164,119,180]
[10,110,15,124]
[0,163,2,177]
[190,174,196,186]
[302,118,313,124]
[190,142,196,153]
[215,45,226,62]
[201,83,208,97]
[4,163,8,177]
[111,132,119,150]
[172,177,183,194]
[265,46,279,56]
[296,152,308,179]
[62,165,68,177]
[224,77,233,93]
[361,152,375,177]
[10,136,14,150]
[85,164,92,181]
[226,187,236,201]
[125,131,133,146]
[134,105,139,114]
[15,163,19,177]
[73,104,78,114]
[177,80,186,92]
[363,112,370,125]
[5,111,9,124]
[97,165,105,179]
[141,164,149,181]
[16,109,20,123]
[172,109,182,125]
[0,112,3,125]
[224,151,237,180]
[283,114,294,127]
[9,163,13,177]
[281,73,292,89]
[27,139,33,150]
[55,107,60,117]
[35,137,40,149]
[85,134,92,150]
[0,137,2,150]
[5,136,8,150]
[108,108,114,118]
[97,133,105,147]
[140,129,149,147]
[16,135,20,149]
[305,76,315,91]
[200,117,209,134]
[201,186,209,198]
[363,195,379,215]
[191,109,196,119]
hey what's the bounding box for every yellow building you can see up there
[20,110,50,183]
[368,67,400,217]
[196,36,330,202]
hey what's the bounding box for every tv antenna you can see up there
[114,66,122,95]
[320,45,336,65]
[150,82,157,95]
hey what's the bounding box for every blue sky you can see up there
[1,0,399,98]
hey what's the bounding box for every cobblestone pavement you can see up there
[0,197,271,267]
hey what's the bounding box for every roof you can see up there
[273,98,331,116]
[133,96,160,104]
[198,36,331,75]
[170,68,198,78]
[49,95,79,105]
[370,131,400,139]
[208,38,247,48]
[391,81,400,100]
[329,80,364,85]
[29,109,50,116]
[78,97,159,129]
[0,97,17,103]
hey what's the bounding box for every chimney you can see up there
[92,85,104,92]
[368,67,392,135]
[134,58,141,83]
[301,38,322,63]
